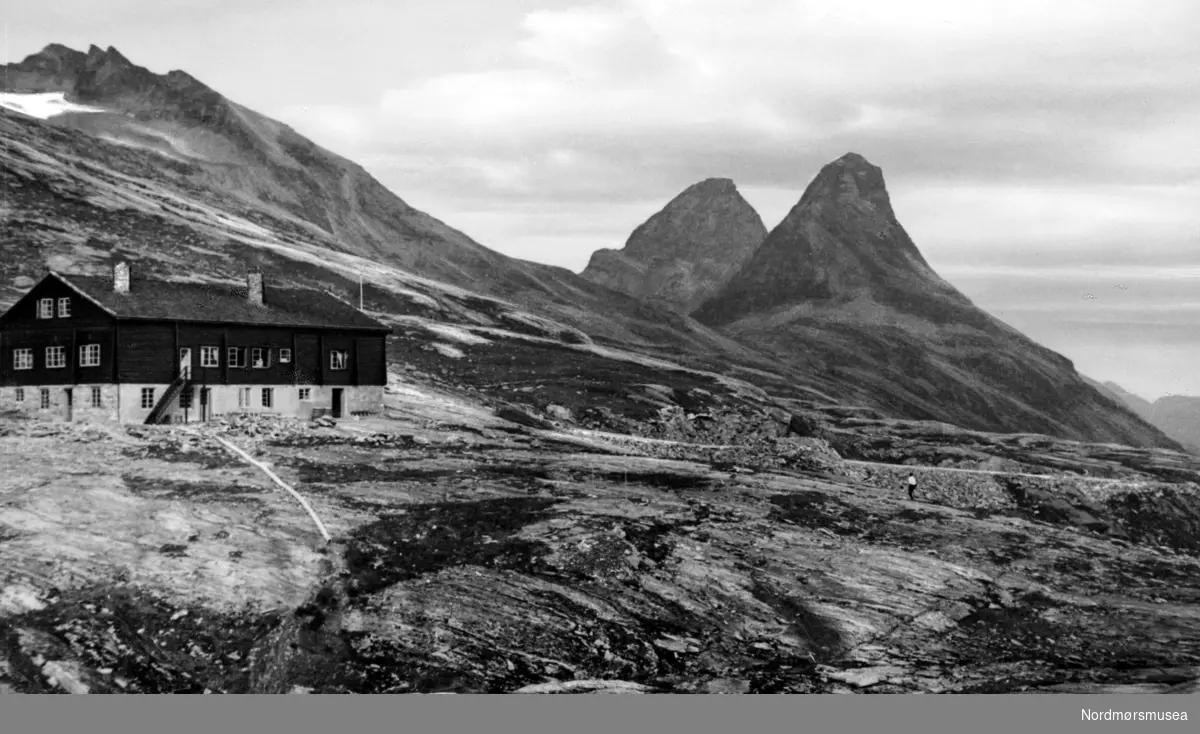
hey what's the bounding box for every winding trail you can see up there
[842,459,1134,485]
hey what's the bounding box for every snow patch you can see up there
[40,660,90,694]
[423,322,492,345]
[0,92,108,120]
[0,584,46,615]
[431,343,465,359]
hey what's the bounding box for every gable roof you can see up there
[46,272,392,331]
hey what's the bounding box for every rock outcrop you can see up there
[582,178,767,314]
[691,153,1179,450]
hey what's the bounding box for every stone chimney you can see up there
[247,269,264,306]
[113,261,130,294]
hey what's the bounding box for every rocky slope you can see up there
[691,154,1176,450]
[581,178,767,314]
[2,354,1199,696]
[1,44,509,282]
[0,44,749,357]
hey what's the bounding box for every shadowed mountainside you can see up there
[689,154,1175,450]
[581,178,767,314]
[2,43,1200,693]
[0,44,1178,453]
[0,44,776,362]
[1086,379,1200,455]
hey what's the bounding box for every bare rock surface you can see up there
[2,375,1199,695]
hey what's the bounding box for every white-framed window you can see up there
[36,298,53,319]
[238,387,251,408]
[298,387,311,401]
[140,387,156,409]
[90,387,102,408]
[45,346,66,369]
[261,388,274,408]
[200,346,219,368]
[330,350,348,371]
[13,349,33,371]
[40,389,50,409]
[79,343,100,367]
[252,347,271,369]
[279,348,292,364]
[227,347,247,368]
[57,298,71,318]
[14,388,25,403]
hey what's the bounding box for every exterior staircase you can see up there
[144,376,191,425]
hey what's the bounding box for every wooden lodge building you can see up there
[0,261,391,424]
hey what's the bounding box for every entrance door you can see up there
[200,388,210,422]
[332,388,344,419]
[179,348,192,380]
[63,388,73,422]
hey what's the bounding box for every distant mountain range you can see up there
[596,152,1174,448]
[0,43,1180,451]
[1084,379,1200,453]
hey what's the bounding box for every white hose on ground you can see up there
[512,679,652,694]
[212,435,333,544]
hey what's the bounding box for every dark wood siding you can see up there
[209,325,297,386]
[320,333,358,386]
[173,324,386,387]
[116,322,175,383]
[0,326,117,387]
[177,325,230,387]
[2,274,388,388]
[1,276,117,386]
[294,335,320,385]
[0,276,114,330]
[355,335,388,386]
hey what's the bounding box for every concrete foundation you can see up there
[0,383,119,422]
[1,383,383,424]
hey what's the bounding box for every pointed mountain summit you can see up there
[690,154,1174,447]
[581,178,767,313]
[694,153,971,326]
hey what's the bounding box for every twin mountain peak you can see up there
[582,152,958,322]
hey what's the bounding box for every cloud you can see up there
[271,0,1199,319]
[11,0,1198,396]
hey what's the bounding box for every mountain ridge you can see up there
[1085,379,1200,454]
[693,152,972,327]
[1,43,752,356]
[580,177,767,314]
[686,153,1176,448]
[0,43,1180,450]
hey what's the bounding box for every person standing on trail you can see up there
[906,472,917,500]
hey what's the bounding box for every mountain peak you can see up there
[2,42,230,128]
[798,151,891,214]
[101,46,133,67]
[831,151,875,168]
[581,177,767,313]
[685,177,738,195]
[693,153,964,326]
[38,43,85,60]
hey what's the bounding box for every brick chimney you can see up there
[247,269,264,306]
[113,261,130,294]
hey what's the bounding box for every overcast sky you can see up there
[5,1,1200,399]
